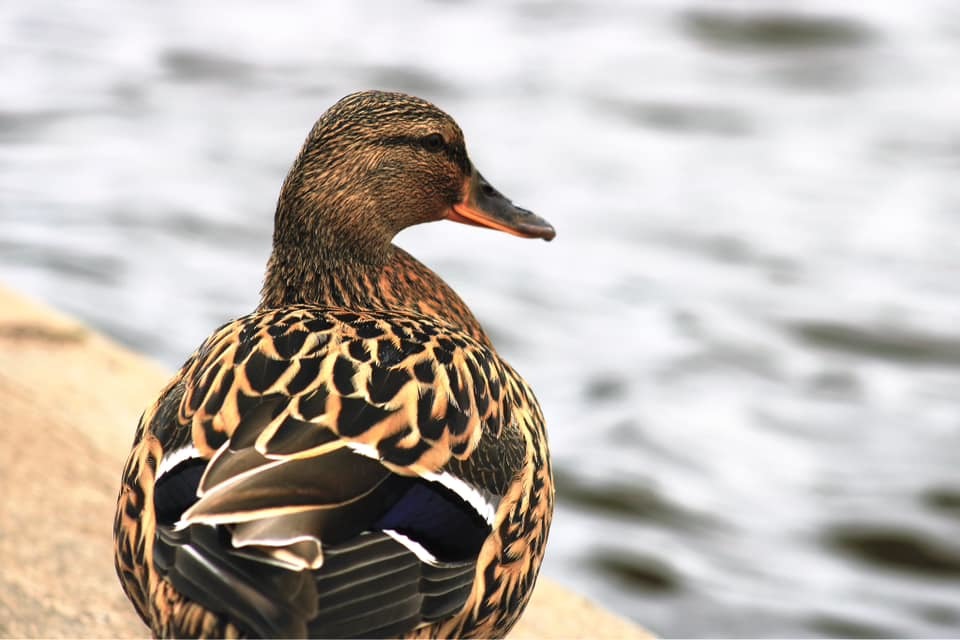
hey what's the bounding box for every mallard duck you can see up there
[114,90,555,639]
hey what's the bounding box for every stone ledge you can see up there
[0,284,650,639]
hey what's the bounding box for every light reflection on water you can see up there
[3,1,960,636]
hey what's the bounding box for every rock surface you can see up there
[0,285,650,639]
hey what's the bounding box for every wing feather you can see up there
[181,307,517,479]
[143,305,535,635]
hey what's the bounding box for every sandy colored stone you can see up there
[0,284,649,639]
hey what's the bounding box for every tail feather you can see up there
[155,525,476,639]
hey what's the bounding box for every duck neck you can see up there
[258,200,391,310]
[257,201,490,346]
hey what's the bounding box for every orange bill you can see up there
[447,169,555,241]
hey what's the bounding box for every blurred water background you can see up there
[4,1,960,636]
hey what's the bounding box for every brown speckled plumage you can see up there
[114,90,555,639]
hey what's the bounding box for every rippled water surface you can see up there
[4,1,960,636]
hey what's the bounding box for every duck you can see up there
[113,90,556,639]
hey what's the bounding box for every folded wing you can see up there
[148,306,526,637]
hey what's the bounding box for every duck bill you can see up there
[448,170,555,241]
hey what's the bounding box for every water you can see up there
[3,1,960,636]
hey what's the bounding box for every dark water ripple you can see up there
[923,487,960,522]
[0,239,123,286]
[809,614,902,639]
[592,548,682,594]
[0,109,74,143]
[789,320,960,366]
[555,469,716,531]
[825,524,960,579]
[681,9,876,51]
[163,48,257,84]
[599,98,753,136]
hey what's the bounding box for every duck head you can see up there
[273,90,555,265]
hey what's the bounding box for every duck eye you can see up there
[421,133,445,152]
